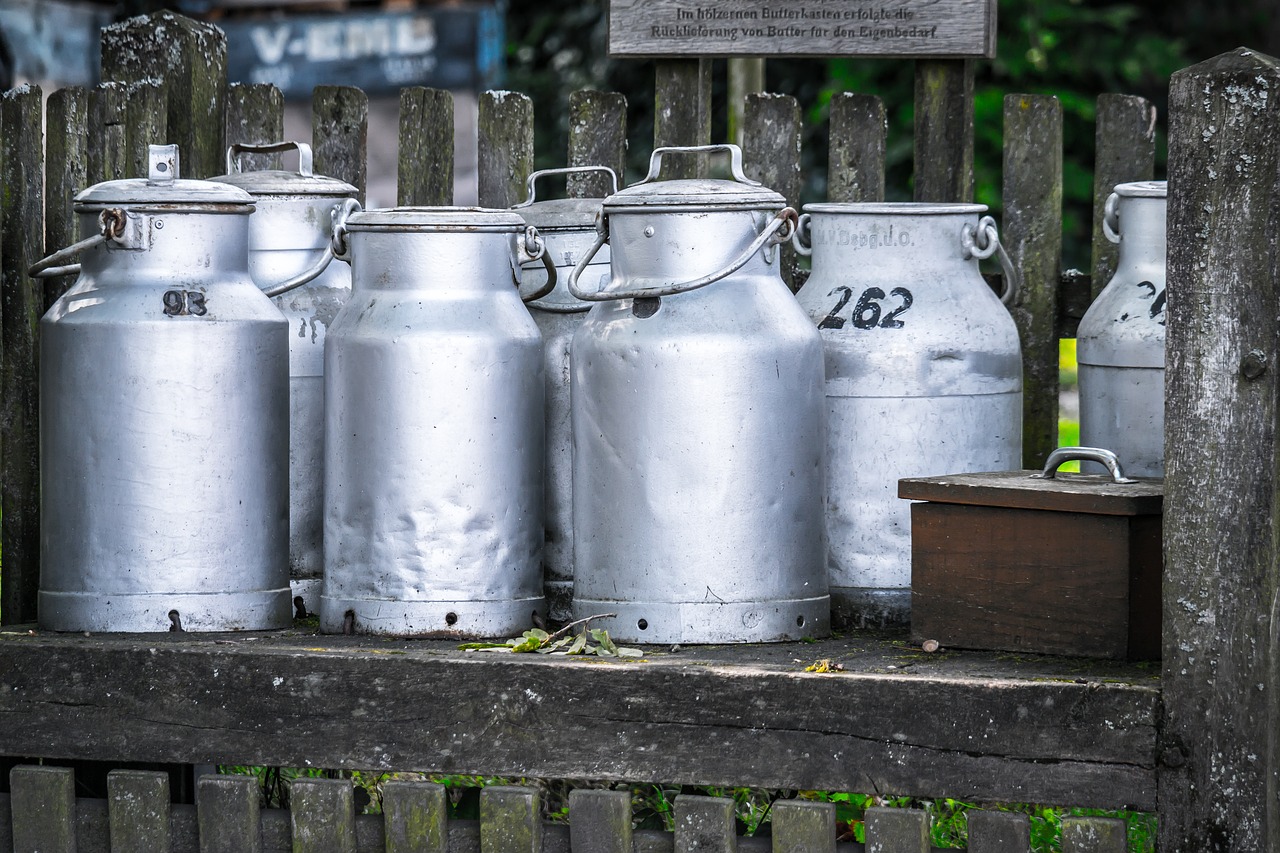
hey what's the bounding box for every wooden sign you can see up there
[608,0,996,59]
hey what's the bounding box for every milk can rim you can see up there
[801,202,989,216]
[75,177,256,206]
[346,206,528,230]
[513,197,603,230]
[205,168,359,198]
[604,176,786,211]
[1112,180,1167,198]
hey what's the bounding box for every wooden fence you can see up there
[0,9,1277,852]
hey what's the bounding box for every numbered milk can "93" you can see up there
[210,141,361,615]
[512,165,617,622]
[567,144,829,644]
[1077,181,1167,478]
[794,203,1023,629]
[35,145,291,632]
[321,207,552,637]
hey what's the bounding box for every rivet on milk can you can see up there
[32,144,291,632]
[320,206,555,637]
[1077,181,1167,478]
[511,165,618,624]
[566,144,830,644]
[209,141,362,617]
[793,203,1023,630]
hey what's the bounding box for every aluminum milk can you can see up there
[210,141,361,616]
[1077,181,1167,478]
[793,203,1023,629]
[567,144,830,644]
[321,207,549,637]
[35,145,291,632]
[512,165,617,623]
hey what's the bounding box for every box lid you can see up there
[899,470,1163,516]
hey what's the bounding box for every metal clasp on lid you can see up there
[148,144,179,184]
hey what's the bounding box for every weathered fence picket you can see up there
[742,93,803,290]
[567,90,628,196]
[654,59,712,178]
[226,82,286,172]
[967,810,1030,853]
[913,59,974,203]
[478,91,534,209]
[398,86,455,206]
[43,87,87,312]
[1089,94,1157,300]
[108,769,172,853]
[312,86,369,205]
[827,93,887,204]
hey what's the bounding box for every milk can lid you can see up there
[511,167,616,231]
[603,145,785,212]
[345,206,528,231]
[208,141,359,198]
[1112,180,1166,198]
[75,145,254,208]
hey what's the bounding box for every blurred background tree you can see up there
[503,0,1265,269]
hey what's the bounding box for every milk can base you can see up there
[571,596,831,644]
[38,588,293,633]
[830,588,910,631]
[319,595,547,638]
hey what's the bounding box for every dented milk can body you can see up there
[1077,181,1167,478]
[210,141,360,615]
[794,203,1023,629]
[321,207,547,637]
[37,146,291,632]
[513,166,616,622]
[568,145,829,644]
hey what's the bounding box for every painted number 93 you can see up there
[818,286,913,331]
[162,290,208,317]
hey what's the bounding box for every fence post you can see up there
[0,85,43,627]
[673,795,736,853]
[568,90,628,196]
[399,87,454,207]
[913,59,973,202]
[480,787,542,853]
[100,10,227,180]
[771,801,835,853]
[478,91,533,209]
[226,83,286,172]
[1003,94,1064,469]
[654,59,712,179]
[10,766,75,853]
[383,781,449,853]
[313,86,369,207]
[967,810,1030,853]
[44,87,88,312]
[291,777,357,853]
[864,807,929,853]
[1162,46,1280,851]
[743,93,802,290]
[568,789,632,853]
[109,769,172,853]
[1090,94,1157,301]
[828,93,886,203]
[197,774,263,853]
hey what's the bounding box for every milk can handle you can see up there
[566,207,797,301]
[637,144,761,186]
[227,140,313,176]
[1031,446,1137,484]
[513,166,619,207]
[517,225,558,303]
[29,208,129,279]
[791,213,813,256]
[262,198,362,297]
[1102,191,1121,243]
[961,216,1019,307]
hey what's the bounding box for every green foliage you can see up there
[457,621,643,658]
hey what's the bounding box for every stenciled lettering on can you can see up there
[820,222,913,250]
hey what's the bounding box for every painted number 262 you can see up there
[818,286,914,331]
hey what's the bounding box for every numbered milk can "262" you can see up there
[567,144,830,644]
[209,141,361,616]
[1077,181,1167,478]
[320,207,553,637]
[794,203,1023,629]
[35,145,291,632]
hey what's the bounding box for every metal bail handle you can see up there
[517,225,558,303]
[637,143,760,187]
[791,212,813,256]
[1102,191,1121,243]
[513,165,619,208]
[265,198,362,296]
[29,208,132,279]
[962,215,1020,307]
[1032,446,1137,484]
[227,140,314,176]
[566,207,798,302]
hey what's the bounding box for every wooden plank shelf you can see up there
[0,628,1158,812]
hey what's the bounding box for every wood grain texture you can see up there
[653,60,711,179]
[828,93,886,203]
[478,91,533,209]
[0,86,43,627]
[607,0,996,58]
[124,80,167,179]
[198,775,262,853]
[568,91,628,197]
[313,86,369,207]
[384,781,448,853]
[1003,93,1063,469]
[291,778,357,853]
[897,471,1163,516]
[399,87,454,207]
[1090,95,1156,301]
[108,770,171,853]
[100,10,226,179]
[226,83,286,172]
[967,810,1029,853]
[44,87,88,312]
[88,82,127,184]
[1162,47,1280,852]
[913,60,973,202]
[0,633,1158,810]
[10,766,76,853]
[742,93,803,290]
[865,808,927,853]
[569,790,632,853]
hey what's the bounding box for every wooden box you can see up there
[899,470,1163,660]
